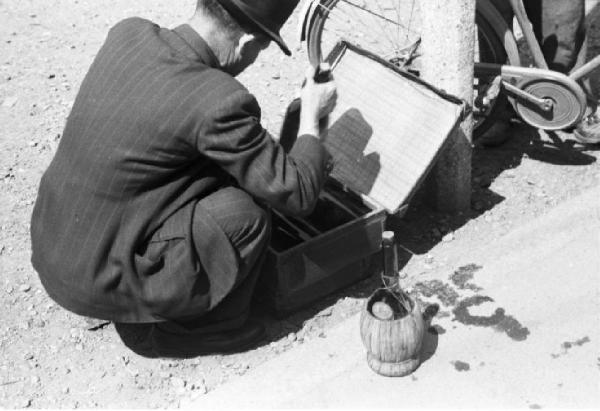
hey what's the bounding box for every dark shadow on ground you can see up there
[419,303,441,365]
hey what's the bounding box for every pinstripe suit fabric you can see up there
[30,18,331,323]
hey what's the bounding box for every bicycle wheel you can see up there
[305,0,511,139]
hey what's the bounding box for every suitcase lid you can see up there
[322,42,466,214]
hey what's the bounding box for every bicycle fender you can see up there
[477,0,521,66]
[298,0,320,43]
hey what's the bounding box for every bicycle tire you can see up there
[305,0,518,139]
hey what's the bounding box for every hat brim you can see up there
[249,19,291,56]
[217,0,292,56]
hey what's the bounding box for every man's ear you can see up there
[238,32,270,53]
[238,33,257,51]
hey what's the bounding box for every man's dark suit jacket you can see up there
[30,18,331,323]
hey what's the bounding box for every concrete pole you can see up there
[420,0,475,213]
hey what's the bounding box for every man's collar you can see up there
[172,24,220,69]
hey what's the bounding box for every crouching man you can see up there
[30,0,336,358]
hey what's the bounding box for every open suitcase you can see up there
[257,42,466,317]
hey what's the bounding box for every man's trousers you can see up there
[139,185,271,332]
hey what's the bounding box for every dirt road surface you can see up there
[1,0,599,408]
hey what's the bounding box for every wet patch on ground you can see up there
[413,280,460,307]
[452,295,530,341]
[551,336,591,358]
[563,336,591,348]
[450,264,483,291]
[414,263,485,309]
[496,314,530,341]
[414,265,529,342]
[436,311,452,318]
[451,361,470,371]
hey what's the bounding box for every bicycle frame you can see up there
[476,63,587,114]
[473,0,549,77]
[474,0,593,129]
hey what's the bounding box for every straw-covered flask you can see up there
[360,231,425,377]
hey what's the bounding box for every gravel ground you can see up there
[1,0,599,408]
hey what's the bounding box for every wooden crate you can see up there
[259,182,388,317]
[257,42,465,317]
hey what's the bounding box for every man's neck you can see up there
[186,14,234,69]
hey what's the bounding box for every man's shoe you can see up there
[151,318,266,359]
[574,111,600,144]
[114,322,156,358]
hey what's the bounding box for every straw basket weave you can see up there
[360,289,425,377]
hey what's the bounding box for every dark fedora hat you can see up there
[216,0,300,56]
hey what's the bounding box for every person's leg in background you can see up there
[522,0,599,143]
[524,0,586,74]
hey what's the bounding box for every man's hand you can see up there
[298,63,337,138]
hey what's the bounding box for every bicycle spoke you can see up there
[338,0,414,32]
[373,0,401,52]
[316,3,379,40]
[393,0,402,49]
[318,4,382,47]
[317,0,423,59]
[317,2,396,55]
[406,0,416,42]
[318,0,422,37]
[342,1,398,52]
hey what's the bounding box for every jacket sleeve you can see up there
[196,89,332,216]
